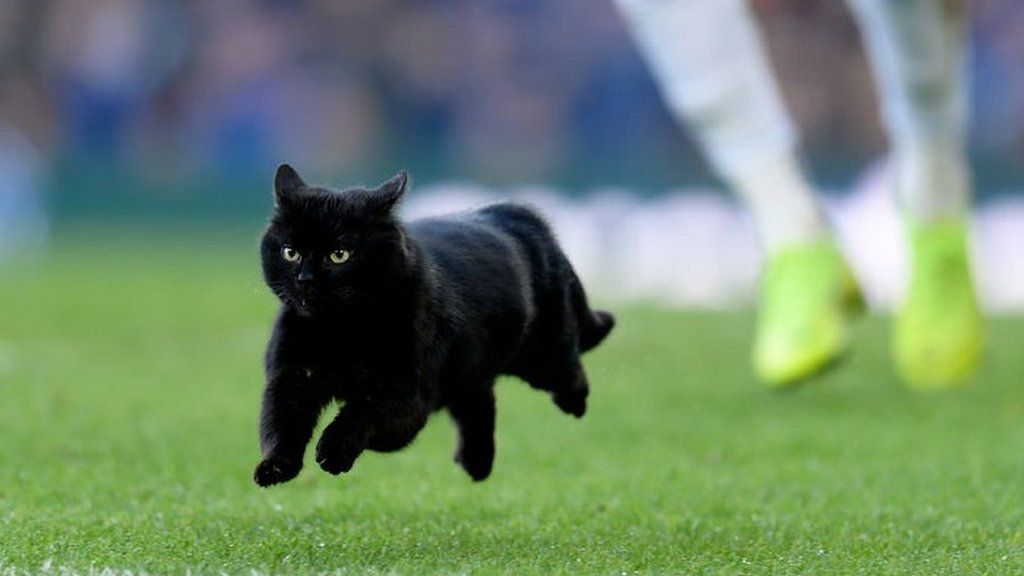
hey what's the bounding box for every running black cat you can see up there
[253,165,614,486]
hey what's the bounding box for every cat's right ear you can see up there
[274,164,306,207]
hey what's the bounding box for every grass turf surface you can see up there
[2,240,1024,574]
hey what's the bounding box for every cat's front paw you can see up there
[315,428,364,475]
[253,456,302,487]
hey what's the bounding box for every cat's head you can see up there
[261,164,411,317]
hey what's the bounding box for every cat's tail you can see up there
[488,201,614,353]
[569,269,615,353]
[579,309,615,353]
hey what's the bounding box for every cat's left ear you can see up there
[371,170,408,214]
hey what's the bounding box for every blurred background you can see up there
[0,0,1022,308]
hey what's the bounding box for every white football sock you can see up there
[614,0,829,251]
[846,0,971,223]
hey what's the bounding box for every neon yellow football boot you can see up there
[894,218,983,389]
[755,241,866,388]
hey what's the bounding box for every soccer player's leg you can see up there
[613,0,864,386]
[847,0,982,388]
[755,240,865,388]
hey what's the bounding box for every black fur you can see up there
[253,165,615,486]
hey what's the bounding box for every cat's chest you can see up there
[300,344,373,388]
[297,337,403,396]
[276,314,417,396]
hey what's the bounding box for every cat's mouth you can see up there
[292,294,337,317]
[288,287,356,317]
[284,292,316,316]
[294,297,319,316]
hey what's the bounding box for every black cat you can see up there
[253,165,615,486]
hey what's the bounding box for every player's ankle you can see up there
[895,139,970,223]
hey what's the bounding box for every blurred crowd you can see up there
[0,0,1022,198]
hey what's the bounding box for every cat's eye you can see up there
[282,246,301,263]
[328,249,351,265]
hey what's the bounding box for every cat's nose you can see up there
[296,270,314,284]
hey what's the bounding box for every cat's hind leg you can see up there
[511,293,591,418]
[512,342,590,419]
[447,386,497,481]
[521,263,609,417]
[551,362,589,418]
[539,358,590,419]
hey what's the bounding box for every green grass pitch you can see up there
[2,240,1024,574]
